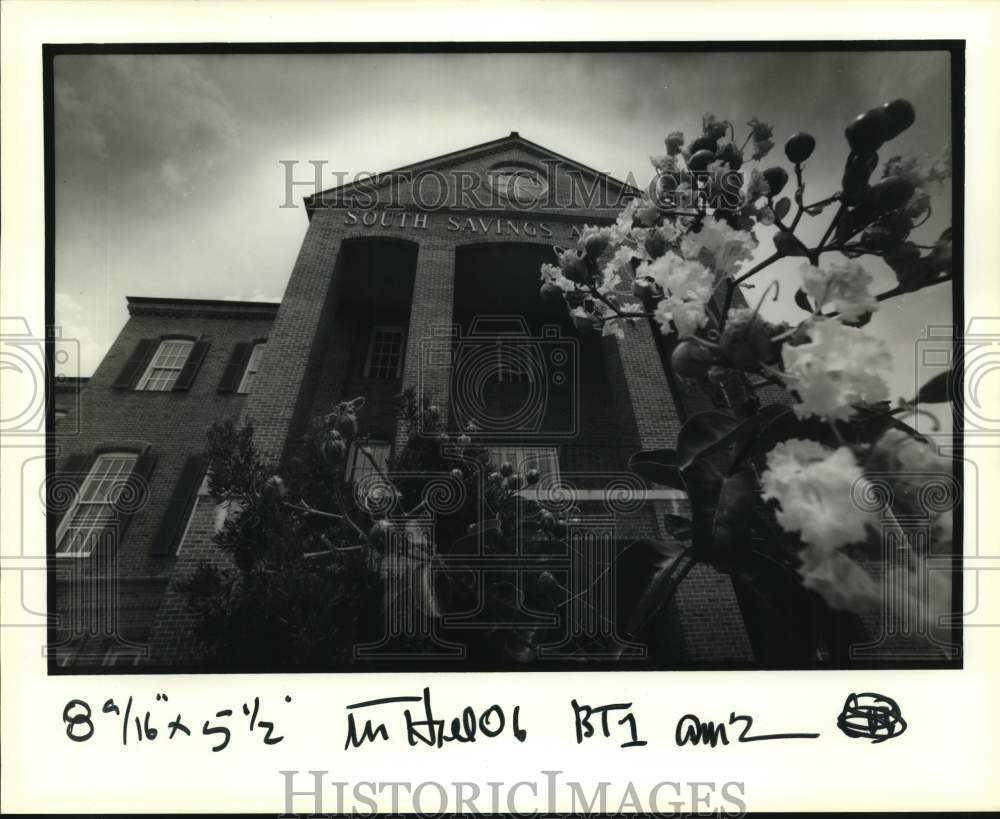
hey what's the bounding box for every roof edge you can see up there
[305,131,642,208]
[126,296,281,319]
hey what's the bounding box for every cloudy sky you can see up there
[54,49,953,410]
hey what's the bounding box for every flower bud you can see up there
[717,141,743,170]
[720,311,774,372]
[261,474,288,500]
[665,131,685,156]
[670,340,713,378]
[584,233,609,260]
[368,519,391,551]
[762,166,789,198]
[868,176,915,215]
[643,229,668,260]
[689,135,718,155]
[525,468,541,485]
[845,107,890,155]
[560,252,589,284]
[784,131,816,164]
[320,430,347,465]
[687,149,716,172]
[335,410,357,439]
[882,99,915,140]
[841,151,879,206]
[499,461,514,477]
[540,281,566,303]
[773,230,806,257]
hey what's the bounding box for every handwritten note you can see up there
[60,688,905,752]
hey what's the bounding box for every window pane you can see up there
[346,442,392,482]
[137,340,194,391]
[238,342,266,394]
[366,328,404,379]
[57,453,138,556]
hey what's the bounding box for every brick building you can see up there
[52,132,779,669]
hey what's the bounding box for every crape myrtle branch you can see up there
[536,98,956,626]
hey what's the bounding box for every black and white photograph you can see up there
[43,44,961,673]
[6,2,1000,815]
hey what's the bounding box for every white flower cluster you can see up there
[761,440,882,612]
[800,259,879,321]
[539,262,576,293]
[636,218,755,338]
[762,440,874,552]
[679,218,757,278]
[762,435,954,619]
[781,318,892,421]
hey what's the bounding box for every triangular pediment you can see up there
[305,132,640,219]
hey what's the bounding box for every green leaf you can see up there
[914,370,952,404]
[710,467,757,570]
[628,449,685,490]
[727,404,795,472]
[676,411,742,470]
[842,310,873,327]
[680,458,728,555]
[620,547,698,637]
[794,288,814,313]
[774,196,791,221]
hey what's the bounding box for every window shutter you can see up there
[111,454,158,544]
[111,339,157,390]
[49,453,95,526]
[172,340,210,392]
[150,456,205,556]
[217,342,253,393]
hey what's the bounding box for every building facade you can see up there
[53,133,781,669]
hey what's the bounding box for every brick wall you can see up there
[53,300,275,665]
[60,138,789,668]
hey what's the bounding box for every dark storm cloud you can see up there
[54,50,952,391]
[55,55,241,198]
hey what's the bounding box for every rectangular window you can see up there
[488,446,559,481]
[176,472,211,555]
[136,339,194,391]
[237,342,266,394]
[56,453,138,557]
[345,441,392,483]
[363,326,405,379]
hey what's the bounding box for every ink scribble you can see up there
[836,693,907,743]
